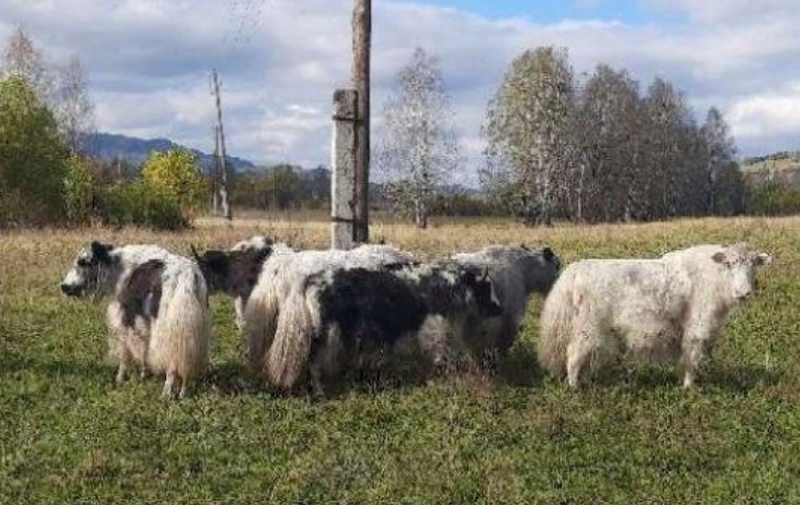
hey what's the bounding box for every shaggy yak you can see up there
[60,241,212,398]
[192,235,293,329]
[538,243,771,388]
[244,244,419,389]
[451,245,561,362]
[253,255,502,394]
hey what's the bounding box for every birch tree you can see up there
[4,28,94,155]
[2,26,51,99]
[375,47,459,228]
[484,47,575,225]
[574,64,641,222]
[701,107,737,214]
[639,78,694,219]
[54,55,95,155]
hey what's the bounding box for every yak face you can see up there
[712,243,772,301]
[61,241,118,299]
[519,246,562,295]
[459,266,503,318]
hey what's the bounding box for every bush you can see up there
[140,149,207,215]
[746,181,800,216]
[0,75,69,227]
[98,181,189,231]
[63,155,95,225]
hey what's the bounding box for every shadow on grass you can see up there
[202,361,261,396]
[589,362,781,394]
[704,364,781,393]
[0,350,111,382]
[494,342,546,388]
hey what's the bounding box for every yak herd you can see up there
[59,235,771,398]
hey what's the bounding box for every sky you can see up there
[2,0,799,185]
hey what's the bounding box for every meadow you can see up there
[1,214,799,504]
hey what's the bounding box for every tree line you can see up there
[0,28,333,229]
[373,46,762,227]
[0,27,794,229]
[0,27,96,227]
[482,47,747,224]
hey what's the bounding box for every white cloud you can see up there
[729,82,800,138]
[1,0,799,183]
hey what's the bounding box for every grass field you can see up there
[2,215,799,504]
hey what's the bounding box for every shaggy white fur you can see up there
[538,243,771,388]
[244,244,416,390]
[61,242,212,398]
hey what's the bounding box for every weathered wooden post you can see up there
[352,0,371,243]
[331,89,358,249]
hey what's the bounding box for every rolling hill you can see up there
[740,151,800,187]
[84,132,258,173]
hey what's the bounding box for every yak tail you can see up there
[264,286,319,391]
[537,271,576,379]
[148,271,212,382]
[243,285,281,378]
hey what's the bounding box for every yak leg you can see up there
[162,371,177,398]
[115,336,132,385]
[566,306,601,387]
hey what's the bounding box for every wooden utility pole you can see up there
[211,68,232,221]
[352,0,371,243]
[212,125,221,214]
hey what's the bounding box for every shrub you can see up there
[98,181,189,231]
[746,181,800,216]
[63,155,95,225]
[140,149,207,215]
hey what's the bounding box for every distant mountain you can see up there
[84,132,258,173]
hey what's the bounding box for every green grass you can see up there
[2,216,800,503]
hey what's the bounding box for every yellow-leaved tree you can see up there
[140,148,207,215]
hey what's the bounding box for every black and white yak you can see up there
[60,241,212,398]
[246,246,502,393]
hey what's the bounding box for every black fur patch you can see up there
[90,241,114,265]
[314,268,429,352]
[196,247,271,299]
[410,262,500,318]
[119,259,165,328]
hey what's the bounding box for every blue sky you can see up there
[1,0,799,182]
[419,0,654,24]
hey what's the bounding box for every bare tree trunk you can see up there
[352,0,370,242]
[576,162,585,222]
[212,68,232,222]
[624,139,639,222]
[415,179,428,229]
[414,199,428,229]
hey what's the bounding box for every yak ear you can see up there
[91,241,114,264]
[542,247,554,262]
[520,243,529,251]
